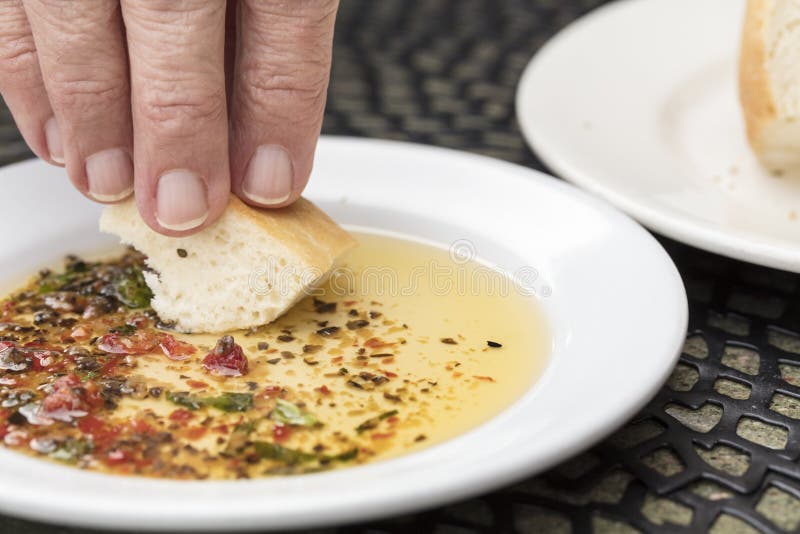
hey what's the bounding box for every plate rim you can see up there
[0,136,688,531]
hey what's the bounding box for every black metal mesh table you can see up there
[4,0,800,532]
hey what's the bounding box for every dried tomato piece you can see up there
[168,409,194,424]
[97,332,159,355]
[78,415,119,449]
[202,336,248,377]
[40,374,90,421]
[272,423,292,443]
[158,334,196,360]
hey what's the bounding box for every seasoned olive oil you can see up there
[0,232,548,479]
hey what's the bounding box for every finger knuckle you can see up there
[47,72,127,113]
[239,65,328,125]
[0,33,38,82]
[137,81,225,135]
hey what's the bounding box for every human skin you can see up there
[0,0,338,236]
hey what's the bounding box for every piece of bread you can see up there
[740,0,800,172]
[100,196,356,333]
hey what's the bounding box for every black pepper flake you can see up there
[303,357,319,366]
[346,319,369,330]
[414,434,427,442]
[487,340,502,348]
[277,335,295,343]
[370,353,393,358]
[383,392,402,403]
[369,311,382,319]
[348,309,358,317]
[266,358,281,365]
[440,338,458,345]
[280,351,294,359]
[303,344,321,354]
[316,326,340,337]
[257,342,269,351]
[313,298,337,314]
[148,387,163,398]
[246,381,258,391]
[176,248,188,258]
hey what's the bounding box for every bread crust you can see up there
[229,195,356,270]
[740,0,776,159]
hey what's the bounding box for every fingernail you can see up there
[85,149,133,202]
[44,117,63,164]
[242,145,293,205]
[156,170,209,231]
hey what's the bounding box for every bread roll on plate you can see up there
[740,0,800,172]
[100,196,355,333]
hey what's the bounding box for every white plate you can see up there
[0,137,686,531]
[517,0,800,272]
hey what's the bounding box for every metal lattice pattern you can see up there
[3,0,800,532]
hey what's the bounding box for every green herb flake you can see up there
[50,438,93,464]
[166,391,253,412]
[253,442,357,466]
[109,324,136,335]
[206,392,253,412]
[113,268,153,308]
[355,410,398,434]
[270,399,318,427]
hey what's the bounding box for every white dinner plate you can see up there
[517,0,800,272]
[0,137,686,531]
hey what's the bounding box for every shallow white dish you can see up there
[0,137,686,531]
[517,0,800,272]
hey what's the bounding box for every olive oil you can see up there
[0,232,550,478]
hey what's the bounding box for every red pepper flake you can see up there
[106,449,132,465]
[1,300,14,320]
[213,424,229,434]
[4,430,27,447]
[129,418,156,436]
[381,370,398,378]
[69,325,91,341]
[127,315,151,329]
[159,334,196,360]
[473,375,495,382]
[370,432,395,440]
[202,336,248,377]
[186,427,207,440]
[169,409,195,424]
[387,416,399,424]
[364,337,394,349]
[186,379,209,389]
[331,356,343,364]
[343,300,357,306]
[78,415,120,449]
[315,385,331,396]
[97,332,159,355]
[272,424,292,443]
[41,374,91,420]
[260,385,282,398]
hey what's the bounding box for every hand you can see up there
[0,0,338,235]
